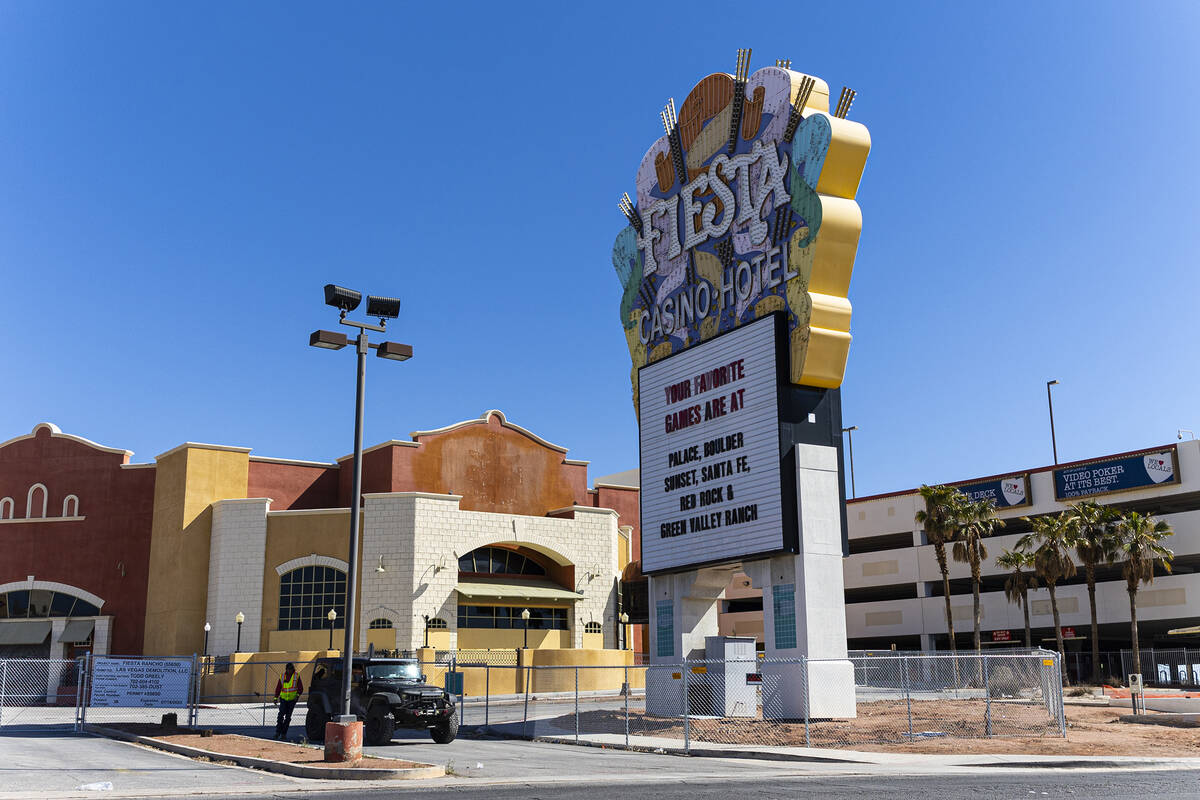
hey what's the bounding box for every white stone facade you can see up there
[205,498,269,653]
[358,492,620,652]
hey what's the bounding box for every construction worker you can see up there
[273,662,303,740]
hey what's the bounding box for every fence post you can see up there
[902,655,912,741]
[1056,653,1066,737]
[802,656,810,748]
[522,662,531,739]
[80,653,90,730]
[261,663,269,727]
[682,662,690,754]
[190,654,199,728]
[574,666,579,744]
[484,664,490,729]
[983,656,992,737]
[624,665,629,749]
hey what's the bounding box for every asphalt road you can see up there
[129,769,1200,799]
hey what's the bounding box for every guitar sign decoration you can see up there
[613,50,871,416]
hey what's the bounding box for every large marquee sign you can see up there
[613,53,870,414]
[952,474,1031,509]
[1054,447,1179,501]
[639,314,788,573]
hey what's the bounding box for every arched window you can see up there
[278,565,346,631]
[26,483,48,519]
[427,617,448,629]
[0,588,101,618]
[62,495,79,517]
[369,618,393,629]
[458,546,547,577]
[584,621,602,634]
[0,498,13,520]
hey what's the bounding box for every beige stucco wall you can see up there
[144,445,249,656]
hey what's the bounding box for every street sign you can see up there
[746,673,762,685]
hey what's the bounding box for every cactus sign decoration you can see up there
[614,51,870,415]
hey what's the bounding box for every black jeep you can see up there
[304,656,458,745]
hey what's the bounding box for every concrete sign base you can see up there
[647,443,856,719]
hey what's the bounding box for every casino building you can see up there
[719,441,1200,668]
[0,412,641,659]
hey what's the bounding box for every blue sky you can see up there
[2,2,1198,496]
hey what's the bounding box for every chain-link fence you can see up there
[464,651,1064,752]
[0,658,83,732]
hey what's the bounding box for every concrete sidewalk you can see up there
[519,729,1200,771]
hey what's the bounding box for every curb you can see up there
[84,725,445,781]
[498,731,1200,770]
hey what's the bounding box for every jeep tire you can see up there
[430,712,458,744]
[365,705,395,746]
[304,704,328,742]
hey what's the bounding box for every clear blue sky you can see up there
[2,2,1198,496]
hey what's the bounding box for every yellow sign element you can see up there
[692,665,708,674]
[671,672,682,680]
[1042,659,1055,666]
[613,55,871,412]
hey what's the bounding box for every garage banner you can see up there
[1053,447,1179,501]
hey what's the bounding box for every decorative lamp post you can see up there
[423,614,430,649]
[310,284,412,719]
[521,608,531,649]
[619,612,630,650]
[327,609,337,650]
[203,622,211,657]
[234,612,245,653]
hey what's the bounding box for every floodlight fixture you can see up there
[366,295,401,320]
[376,341,413,361]
[324,284,362,312]
[310,330,348,350]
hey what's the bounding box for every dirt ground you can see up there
[105,724,427,770]
[578,700,1200,757]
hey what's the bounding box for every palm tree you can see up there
[916,485,968,654]
[953,498,1005,654]
[1018,512,1077,681]
[996,547,1038,648]
[1113,511,1175,680]
[1066,500,1120,684]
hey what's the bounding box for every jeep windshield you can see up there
[366,662,421,681]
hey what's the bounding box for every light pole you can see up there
[327,609,337,650]
[521,608,531,649]
[1046,380,1060,464]
[619,612,630,650]
[423,614,430,649]
[310,284,412,719]
[203,622,210,657]
[234,612,244,653]
[842,426,858,499]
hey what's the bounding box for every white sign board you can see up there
[90,658,192,708]
[639,314,785,573]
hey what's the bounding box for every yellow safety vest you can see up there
[280,674,299,701]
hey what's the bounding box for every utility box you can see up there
[702,636,758,717]
[1128,673,1143,692]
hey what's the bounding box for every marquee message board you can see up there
[90,657,192,708]
[639,314,788,573]
[613,52,871,415]
[953,474,1031,509]
[1053,447,1179,501]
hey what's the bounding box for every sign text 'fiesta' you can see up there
[612,52,871,413]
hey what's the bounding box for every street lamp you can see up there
[234,612,245,653]
[521,608,531,649]
[841,426,858,499]
[203,622,211,657]
[423,614,430,649]
[310,284,412,720]
[1046,380,1060,464]
[619,612,630,651]
[327,609,337,650]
